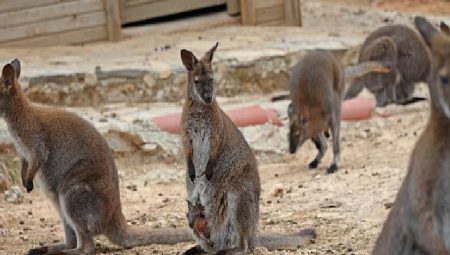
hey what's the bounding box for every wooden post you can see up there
[285,0,302,26]
[227,0,240,16]
[103,0,121,41]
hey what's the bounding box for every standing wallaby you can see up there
[344,24,432,107]
[0,59,192,255]
[372,17,450,254]
[287,50,390,174]
[180,43,316,255]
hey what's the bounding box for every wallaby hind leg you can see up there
[27,207,79,255]
[309,134,327,169]
[375,91,389,107]
[53,185,99,255]
[328,108,341,174]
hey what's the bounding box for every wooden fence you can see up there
[0,0,121,47]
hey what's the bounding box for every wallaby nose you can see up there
[204,93,213,103]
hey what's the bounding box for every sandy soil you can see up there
[0,0,446,254]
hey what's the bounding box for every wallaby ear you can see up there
[1,63,16,88]
[202,42,219,63]
[181,49,198,71]
[10,59,20,78]
[415,16,438,47]
[441,22,450,36]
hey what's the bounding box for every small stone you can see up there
[126,184,137,191]
[4,186,23,204]
[384,202,394,209]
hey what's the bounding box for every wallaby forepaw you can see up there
[26,247,48,255]
[25,179,34,193]
[326,164,338,174]
[308,159,319,169]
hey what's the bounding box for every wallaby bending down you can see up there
[180,43,316,254]
[0,60,192,255]
[372,17,450,254]
[344,24,432,107]
[287,51,390,174]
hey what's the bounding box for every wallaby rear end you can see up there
[0,60,192,255]
[372,17,450,255]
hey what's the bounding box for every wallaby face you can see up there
[181,42,218,104]
[1,59,193,255]
[287,102,310,154]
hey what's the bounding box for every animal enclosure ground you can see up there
[0,0,447,254]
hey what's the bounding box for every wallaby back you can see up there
[372,17,450,254]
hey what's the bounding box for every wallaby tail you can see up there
[344,61,392,82]
[256,228,316,251]
[271,94,290,102]
[108,215,193,248]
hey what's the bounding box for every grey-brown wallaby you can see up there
[372,17,450,254]
[286,50,390,174]
[344,24,432,107]
[180,43,316,255]
[0,59,192,255]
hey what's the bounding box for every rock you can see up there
[5,186,23,204]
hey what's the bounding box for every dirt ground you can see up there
[0,0,446,255]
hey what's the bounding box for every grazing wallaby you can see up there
[372,17,450,254]
[344,24,432,107]
[180,43,316,254]
[0,59,192,255]
[287,50,390,174]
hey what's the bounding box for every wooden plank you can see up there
[256,5,284,24]
[0,0,103,29]
[260,19,284,26]
[125,0,161,7]
[226,0,240,16]
[0,11,106,42]
[121,0,225,24]
[240,0,255,25]
[0,26,108,47]
[103,0,122,41]
[0,0,72,13]
[254,0,282,9]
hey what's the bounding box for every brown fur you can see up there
[0,60,192,255]
[372,17,450,255]
[345,25,432,106]
[180,44,315,255]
